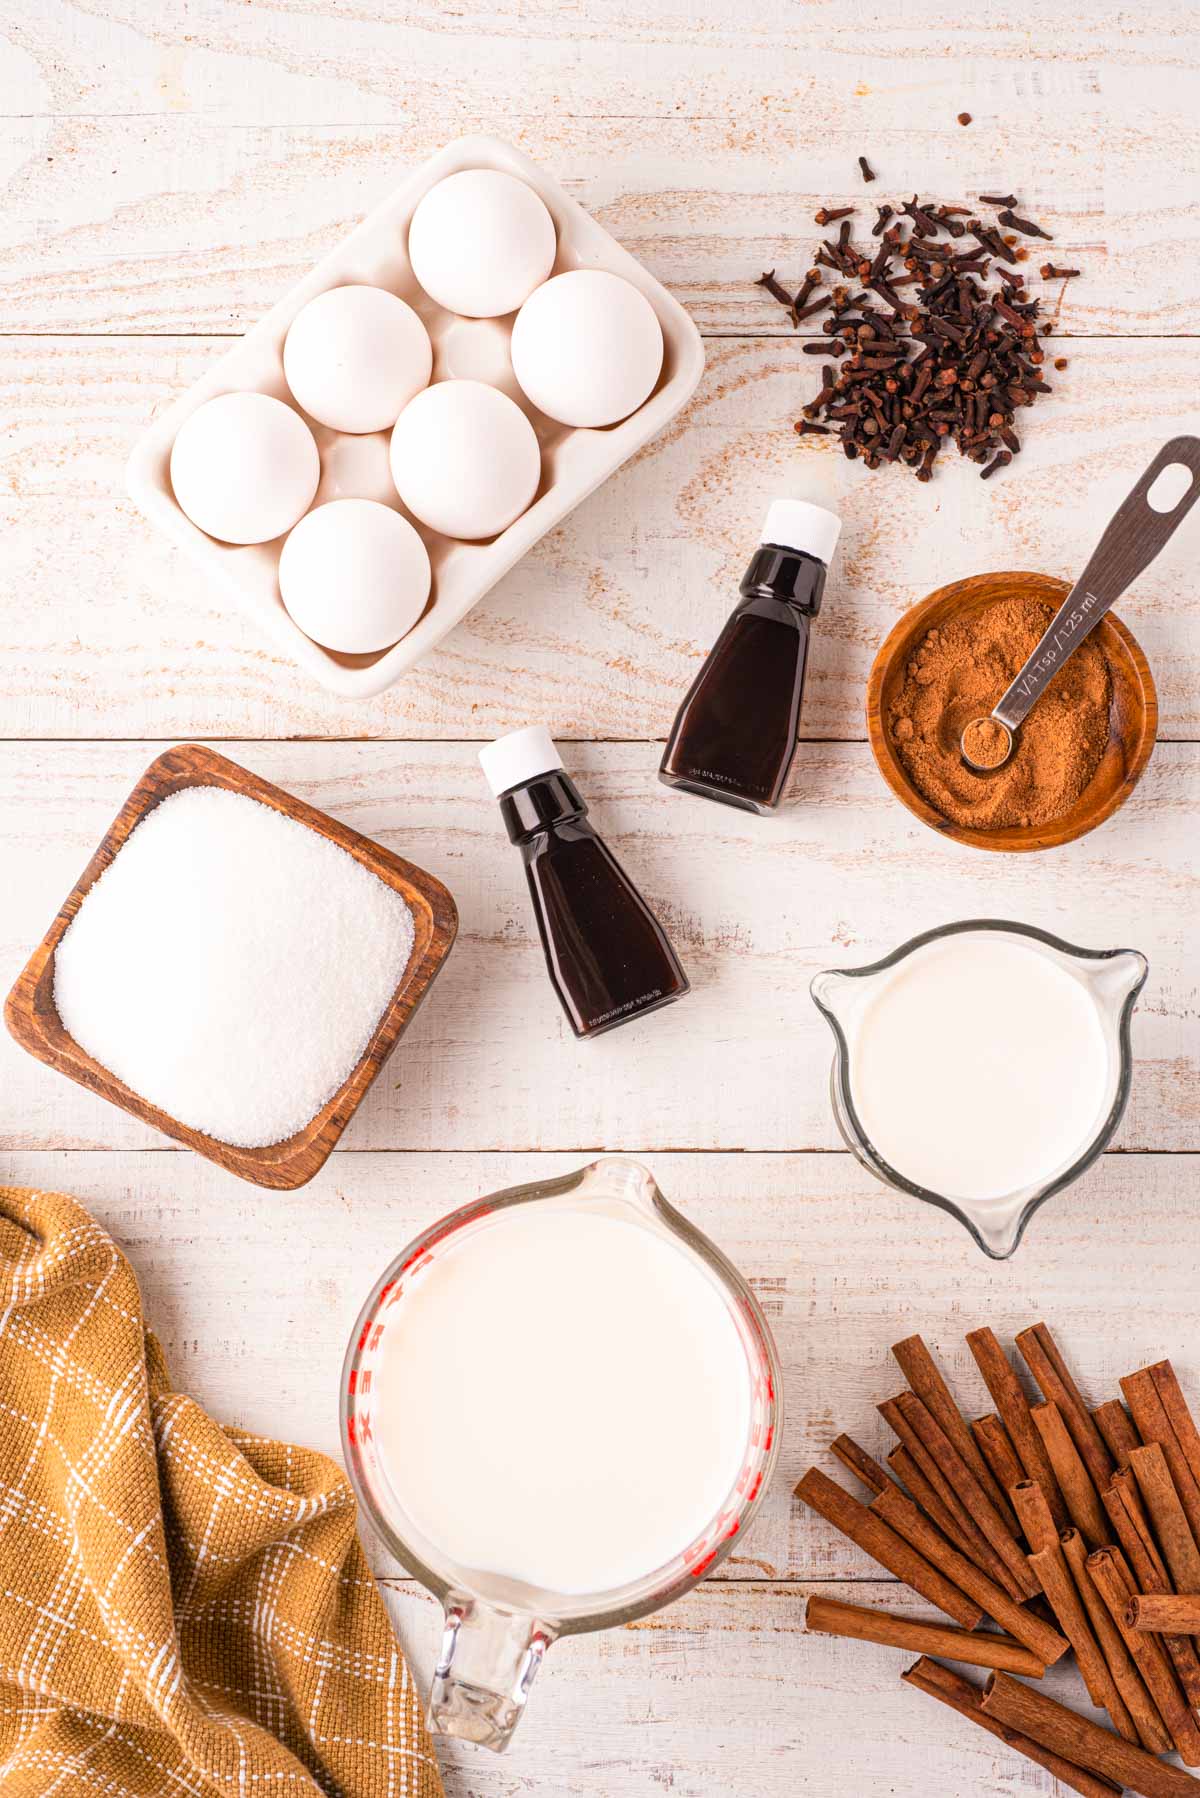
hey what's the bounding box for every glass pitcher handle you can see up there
[428,1596,554,1751]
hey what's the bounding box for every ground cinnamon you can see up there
[889,595,1112,829]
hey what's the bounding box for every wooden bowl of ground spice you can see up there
[866,572,1157,852]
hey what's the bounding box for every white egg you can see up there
[170,392,320,544]
[510,269,664,428]
[283,285,433,434]
[408,169,557,318]
[389,380,540,540]
[278,499,431,654]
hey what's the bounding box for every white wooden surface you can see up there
[1,5,1198,1793]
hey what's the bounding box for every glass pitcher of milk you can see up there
[341,1156,781,1751]
[811,919,1147,1259]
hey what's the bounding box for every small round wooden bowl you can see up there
[865,571,1158,854]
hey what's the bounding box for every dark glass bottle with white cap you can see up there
[659,497,842,813]
[480,726,689,1039]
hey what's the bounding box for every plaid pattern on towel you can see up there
[0,1185,443,1798]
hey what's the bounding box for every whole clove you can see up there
[756,269,796,318]
[792,268,822,311]
[793,295,832,322]
[998,208,1053,240]
[766,183,1079,481]
[758,267,833,330]
[1041,263,1081,279]
[815,205,855,225]
[858,155,876,183]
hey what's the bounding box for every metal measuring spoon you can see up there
[960,435,1200,772]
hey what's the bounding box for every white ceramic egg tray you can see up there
[126,135,705,699]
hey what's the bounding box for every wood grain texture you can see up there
[7,0,1200,128]
[1,339,1199,742]
[4,1146,1200,1590]
[3,744,458,1186]
[0,111,1194,337]
[377,1577,1113,1798]
[0,740,1195,1153]
[2,6,1199,1792]
[866,572,1158,853]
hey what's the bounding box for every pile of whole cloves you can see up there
[757,185,1080,480]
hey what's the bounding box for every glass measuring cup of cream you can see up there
[811,920,1147,1259]
[341,1156,781,1751]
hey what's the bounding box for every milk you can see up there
[372,1203,753,1597]
[847,933,1113,1201]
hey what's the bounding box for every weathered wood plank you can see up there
[2,9,1197,1795]
[0,741,1194,1154]
[380,1578,1107,1797]
[4,1147,1198,1598]
[0,107,1193,335]
[2,338,1198,741]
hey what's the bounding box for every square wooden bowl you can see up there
[4,745,458,1188]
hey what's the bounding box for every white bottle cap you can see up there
[760,498,841,566]
[479,724,564,797]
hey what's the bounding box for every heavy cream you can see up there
[846,932,1113,1201]
[371,1203,753,1597]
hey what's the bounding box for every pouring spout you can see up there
[584,1154,660,1210]
[1092,947,1150,1006]
[955,1193,1029,1261]
[810,968,856,1024]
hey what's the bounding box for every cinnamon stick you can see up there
[1149,1361,1200,1536]
[804,1595,1045,1675]
[1103,1468,1200,1714]
[871,1480,1069,1665]
[1028,1543,1138,1741]
[887,1445,974,1549]
[1063,1527,1171,1757]
[1094,1399,1141,1465]
[894,1389,1038,1599]
[1123,1363,1200,1547]
[982,1668,1200,1798]
[1088,1545,1200,1767]
[1032,1400,1109,1548]
[1130,1441,1200,1592]
[1129,1594,1200,1634]
[902,1657,1122,1798]
[794,1467,983,1627]
[1011,1478,1060,1554]
[880,1397,1021,1593]
[830,1433,895,1496]
[892,1334,1020,1531]
[967,1327,1070,1530]
[1105,1467,1171,1590]
[972,1413,1025,1500]
[1017,1323,1115,1494]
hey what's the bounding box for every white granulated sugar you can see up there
[54,785,416,1148]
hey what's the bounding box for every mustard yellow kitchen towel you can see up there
[0,1184,444,1798]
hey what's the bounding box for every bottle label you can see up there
[587,987,664,1031]
[682,763,772,799]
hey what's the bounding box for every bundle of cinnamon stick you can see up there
[796,1323,1200,1797]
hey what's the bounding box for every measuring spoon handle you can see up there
[993,435,1200,732]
